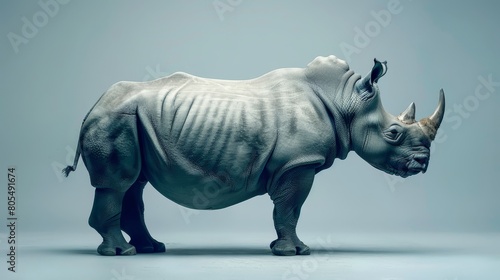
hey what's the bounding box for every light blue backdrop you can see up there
[0,0,499,237]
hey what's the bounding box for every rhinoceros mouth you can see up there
[369,152,428,178]
[371,163,406,178]
[399,167,422,178]
[390,167,420,178]
[382,153,428,178]
[394,154,429,178]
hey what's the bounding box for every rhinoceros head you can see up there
[350,59,445,178]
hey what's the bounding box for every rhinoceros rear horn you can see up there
[419,89,446,140]
[398,102,416,124]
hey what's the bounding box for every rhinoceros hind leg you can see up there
[121,175,166,254]
[82,113,143,255]
[89,188,136,256]
[269,165,315,256]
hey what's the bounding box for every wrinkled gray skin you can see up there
[63,55,445,256]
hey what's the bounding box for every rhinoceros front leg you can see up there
[269,165,315,256]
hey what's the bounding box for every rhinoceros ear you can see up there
[370,58,387,85]
[356,58,388,100]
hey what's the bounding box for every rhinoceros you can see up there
[63,55,445,256]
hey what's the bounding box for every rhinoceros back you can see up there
[132,70,334,209]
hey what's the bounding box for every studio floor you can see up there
[2,231,499,280]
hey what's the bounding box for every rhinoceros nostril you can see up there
[413,155,428,166]
[406,155,428,173]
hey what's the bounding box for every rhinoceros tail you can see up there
[62,136,81,177]
[62,90,107,177]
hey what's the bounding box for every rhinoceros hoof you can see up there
[270,239,311,256]
[129,239,166,254]
[97,242,136,256]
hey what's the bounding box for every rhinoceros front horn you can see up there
[419,89,445,141]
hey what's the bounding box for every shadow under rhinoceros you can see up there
[41,244,460,257]
[162,246,459,256]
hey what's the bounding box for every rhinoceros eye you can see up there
[383,125,403,143]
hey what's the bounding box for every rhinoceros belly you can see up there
[134,71,330,209]
[140,102,275,210]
